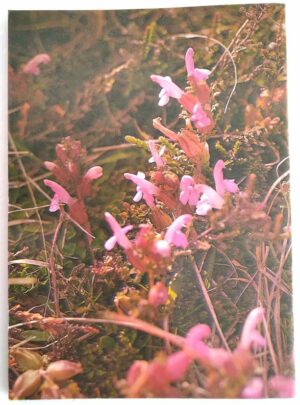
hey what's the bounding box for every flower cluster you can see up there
[44,137,102,242]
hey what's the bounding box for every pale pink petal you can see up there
[44,179,73,212]
[104,236,117,250]
[165,214,193,248]
[240,307,266,351]
[23,53,51,76]
[185,324,211,361]
[133,189,143,202]
[185,48,195,76]
[83,166,103,182]
[148,140,165,168]
[241,377,264,398]
[151,75,183,99]
[214,160,238,196]
[197,184,224,209]
[194,68,211,81]
[44,161,57,171]
[148,282,168,307]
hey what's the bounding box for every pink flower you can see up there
[148,140,165,168]
[241,377,264,398]
[44,179,74,212]
[83,166,103,182]
[148,282,168,307]
[164,214,193,248]
[190,103,211,129]
[179,175,202,206]
[213,160,239,196]
[104,212,133,250]
[150,75,183,106]
[124,171,159,208]
[185,48,211,81]
[196,184,225,215]
[184,324,211,362]
[23,53,51,76]
[268,375,295,398]
[240,307,266,351]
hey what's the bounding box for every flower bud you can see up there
[148,282,168,307]
[12,348,44,372]
[45,360,83,381]
[11,369,42,399]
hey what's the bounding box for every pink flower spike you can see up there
[196,184,224,215]
[164,214,193,248]
[240,307,266,351]
[185,48,211,81]
[124,172,158,208]
[148,140,165,168]
[241,377,264,399]
[104,212,133,251]
[150,75,183,106]
[179,175,202,206]
[23,53,51,76]
[44,179,74,212]
[213,160,239,196]
[148,282,168,307]
[268,376,295,398]
[83,166,103,182]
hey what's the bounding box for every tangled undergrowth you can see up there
[8,5,294,399]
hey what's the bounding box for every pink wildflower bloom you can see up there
[185,48,211,81]
[164,214,193,248]
[148,140,165,168]
[148,282,168,307]
[104,212,133,251]
[83,166,103,182]
[23,53,51,76]
[44,179,74,212]
[150,75,183,106]
[190,103,211,129]
[196,184,225,215]
[124,171,158,208]
[240,307,266,351]
[241,377,264,398]
[213,160,239,196]
[268,375,295,398]
[179,175,202,206]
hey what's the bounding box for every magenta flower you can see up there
[268,375,295,398]
[165,351,191,381]
[124,171,158,208]
[185,48,211,81]
[164,214,193,248]
[148,282,168,307]
[196,184,225,215]
[148,140,165,168]
[82,166,103,182]
[213,160,239,196]
[190,103,211,129]
[240,307,266,351]
[23,53,51,76]
[179,175,202,206]
[150,75,183,106]
[104,212,133,251]
[44,179,74,212]
[241,377,264,399]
